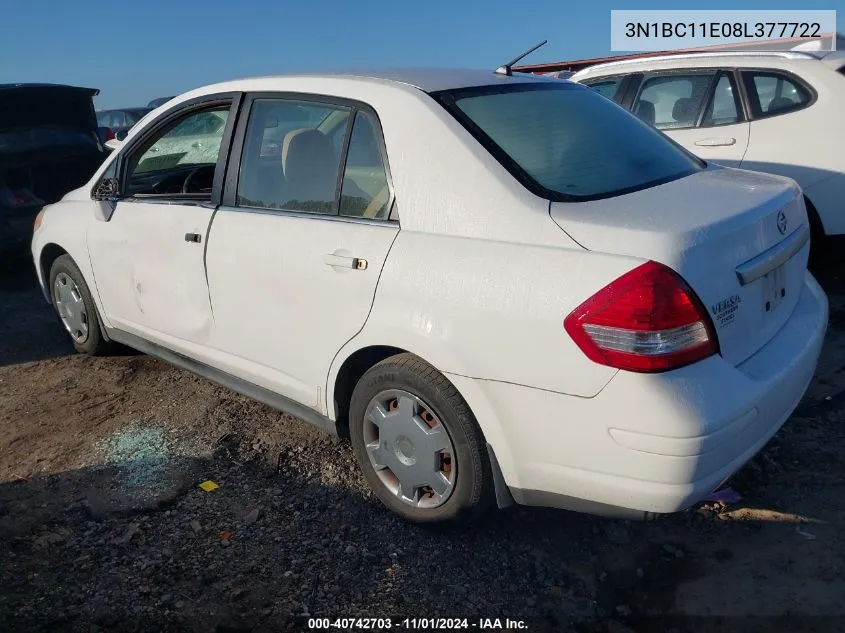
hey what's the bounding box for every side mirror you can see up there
[115,129,128,141]
[92,177,119,201]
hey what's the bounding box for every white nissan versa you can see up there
[31,69,828,523]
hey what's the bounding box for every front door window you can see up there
[124,106,230,198]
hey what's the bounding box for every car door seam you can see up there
[547,200,588,250]
[202,203,219,320]
[323,228,401,416]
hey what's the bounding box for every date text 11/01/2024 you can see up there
[306,618,528,630]
[624,21,822,39]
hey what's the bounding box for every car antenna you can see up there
[495,40,548,76]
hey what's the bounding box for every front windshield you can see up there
[433,82,703,202]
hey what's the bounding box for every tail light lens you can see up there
[564,261,718,373]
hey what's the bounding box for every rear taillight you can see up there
[564,261,718,373]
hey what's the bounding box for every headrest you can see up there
[672,97,697,124]
[281,129,335,182]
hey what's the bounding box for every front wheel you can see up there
[49,254,110,355]
[349,353,493,523]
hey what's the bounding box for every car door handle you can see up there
[323,253,367,270]
[694,137,736,147]
[148,146,160,152]
[185,232,202,243]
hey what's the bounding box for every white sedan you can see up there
[31,69,828,523]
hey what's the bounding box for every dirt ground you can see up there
[1,258,844,633]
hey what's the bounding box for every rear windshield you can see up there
[432,83,703,202]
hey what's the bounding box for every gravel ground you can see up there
[1,259,844,633]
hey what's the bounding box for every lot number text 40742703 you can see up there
[305,617,528,630]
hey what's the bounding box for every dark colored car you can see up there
[147,96,175,109]
[96,107,151,137]
[0,83,107,255]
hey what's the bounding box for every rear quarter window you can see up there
[741,70,814,119]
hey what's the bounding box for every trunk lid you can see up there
[0,84,105,202]
[0,83,99,134]
[551,166,810,366]
[0,84,102,168]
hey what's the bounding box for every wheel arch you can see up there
[804,194,825,239]
[330,344,408,439]
[37,242,113,336]
[330,344,515,509]
[38,243,70,301]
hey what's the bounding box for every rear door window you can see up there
[339,111,391,220]
[701,73,741,127]
[235,99,351,214]
[741,71,812,118]
[634,72,716,129]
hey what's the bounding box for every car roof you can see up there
[200,68,554,95]
[571,50,841,79]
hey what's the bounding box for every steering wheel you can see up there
[181,166,212,194]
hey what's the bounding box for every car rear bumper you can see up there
[449,272,828,517]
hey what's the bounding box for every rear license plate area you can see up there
[763,264,786,313]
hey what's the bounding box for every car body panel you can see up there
[551,165,808,366]
[86,199,216,344]
[662,121,750,168]
[450,272,826,511]
[333,229,629,401]
[205,209,399,410]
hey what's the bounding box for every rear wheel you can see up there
[349,353,493,523]
[49,254,110,355]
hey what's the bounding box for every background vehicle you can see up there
[571,50,845,250]
[147,96,175,109]
[1,83,107,256]
[96,107,152,139]
[32,70,826,524]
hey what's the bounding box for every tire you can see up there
[806,198,827,271]
[349,353,494,523]
[49,254,110,355]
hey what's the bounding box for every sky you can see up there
[1,0,842,109]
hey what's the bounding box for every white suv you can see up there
[572,51,845,248]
